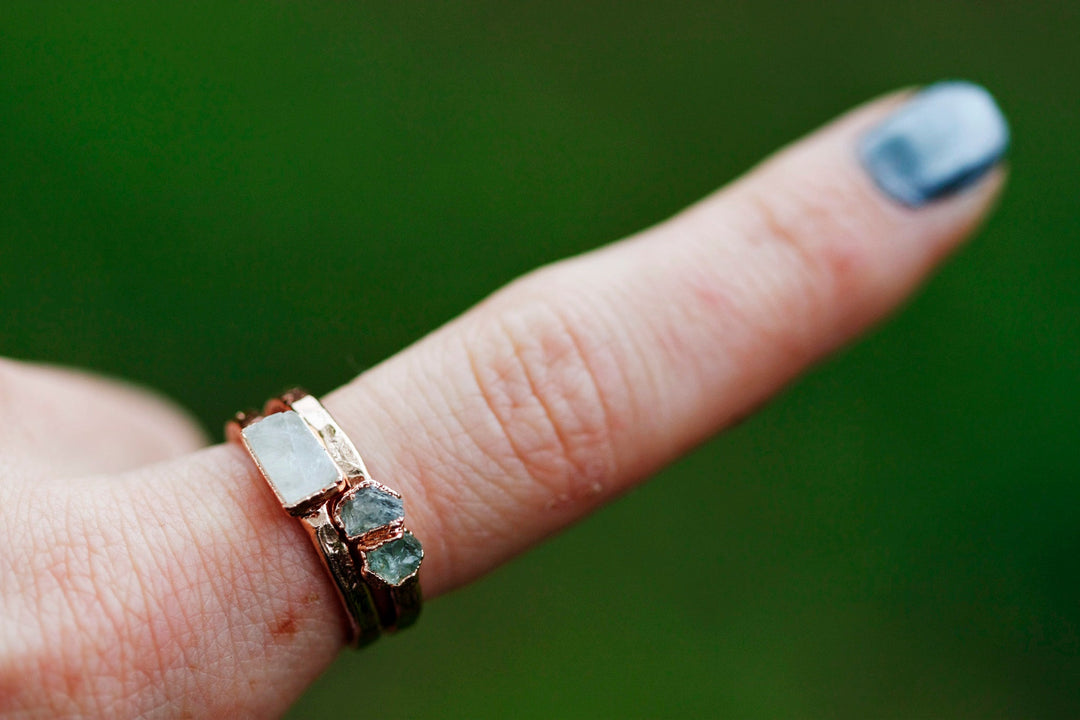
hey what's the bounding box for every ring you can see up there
[227,388,423,647]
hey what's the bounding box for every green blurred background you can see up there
[2,2,1078,717]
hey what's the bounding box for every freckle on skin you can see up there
[60,666,83,699]
[271,612,298,639]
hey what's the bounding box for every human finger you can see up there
[323,81,1009,595]
[0,358,207,479]
[3,82,1009,718]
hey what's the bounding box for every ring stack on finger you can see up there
[227,388,423,647]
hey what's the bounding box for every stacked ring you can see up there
[227,388,423,647]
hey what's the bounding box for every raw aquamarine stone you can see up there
[365,532,423,586]
[338,486,404,538]
[242,410,341,508]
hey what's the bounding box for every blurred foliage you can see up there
[2,1,1079,717]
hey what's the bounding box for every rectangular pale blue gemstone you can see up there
[242,410,341,508]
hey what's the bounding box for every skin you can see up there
[0,91,1005,718]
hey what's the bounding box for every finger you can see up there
[326,81,1008,595]
[0,358,207,478]
[5,83,1009,717]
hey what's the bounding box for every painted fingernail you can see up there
[859,81,1009,207]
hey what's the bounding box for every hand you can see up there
[0,83,1008,718]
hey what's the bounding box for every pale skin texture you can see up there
[0,91,1005,718]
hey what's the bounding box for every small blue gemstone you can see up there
[338,486,403,537]
[365,532,423,586]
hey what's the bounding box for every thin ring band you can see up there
[302,501,382,646]
[284,391,423,633]
[227,389,423,646]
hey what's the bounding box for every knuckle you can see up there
[461,289,622,511]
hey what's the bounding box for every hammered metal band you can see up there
[227,388,423,647]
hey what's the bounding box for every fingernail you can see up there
[859,81,1010,207]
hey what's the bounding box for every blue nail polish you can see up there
[859,81,1009,207]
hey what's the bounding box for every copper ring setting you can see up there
[227,388,422,647]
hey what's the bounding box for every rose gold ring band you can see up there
[227,389,423,647]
